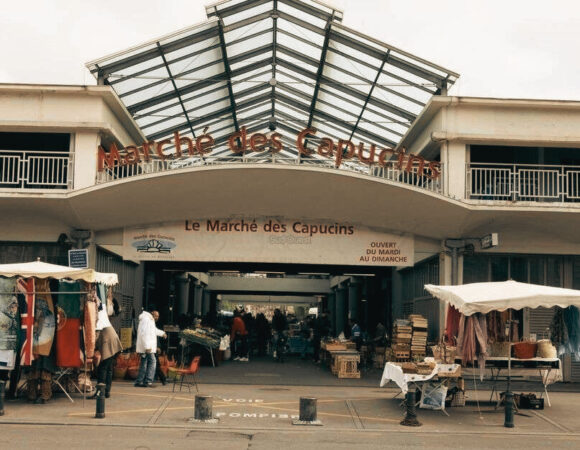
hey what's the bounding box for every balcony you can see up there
[467,163,580,203]
[95,153,444,195]
[0,150,72,190]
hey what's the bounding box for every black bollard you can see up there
[190,395,218,423]
[0,380,5,416]
[504,391,515,428]
[400,390,421,427]
[95,383,105,419]
[292,397,322,426]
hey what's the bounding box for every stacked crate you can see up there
[409,314,428,359]
[392,319,412,360]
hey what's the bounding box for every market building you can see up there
[1,0,580,380]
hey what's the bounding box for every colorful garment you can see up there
[33,279,56,357]
[56,280,82,367]
[17,278,35,366]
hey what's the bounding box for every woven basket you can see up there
[451,390,466,407]
[113,367,127,380]
[489,342,511,357]
[513,341,537,359]
[431,345,457,363]
[126,366,140,380]
[537,340,557,358]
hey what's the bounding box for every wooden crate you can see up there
[332,354,359,374]
[337,356,361,378]
[323,342,347,351]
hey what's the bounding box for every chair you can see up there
[172,356,200,393]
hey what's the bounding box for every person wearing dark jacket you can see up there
[255,313,271,356]
[312,311,331,363]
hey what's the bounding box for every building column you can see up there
[202,290,211,316]
[441,141,467,199]
[176,276,189,317]
[327,291,336,335]
[348,278,360,321]
[193,282,203,317]
[335,285,347,337]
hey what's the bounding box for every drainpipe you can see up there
[444,239,465,286]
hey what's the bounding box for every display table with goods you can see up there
[458,356,561,407]
[380,359,462,414]
[179,327,224,367]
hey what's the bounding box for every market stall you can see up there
[0,260,118,406]
[423,280,580,409]
[179,326,224,367]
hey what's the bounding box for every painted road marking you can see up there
[67,395,400,423]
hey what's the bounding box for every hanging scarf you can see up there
[445,305,461,344]
[562,306,580,361]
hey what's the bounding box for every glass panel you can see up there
[230,51,273,71]
[529,257,545,285]
[490,256,509,281]
[546,257,562,287]
[573,257,580,290]
[463,255,489,283]
[222,2,273,28]
[510,256,528,282]
[227,30,273,56]
[277,21,324,48]
[122,82,174,108]
[277,2,326,29]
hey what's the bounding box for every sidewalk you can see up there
[2,379,580,436]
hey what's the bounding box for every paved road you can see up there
[2,424,580,449]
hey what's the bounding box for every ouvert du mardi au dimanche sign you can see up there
[123,219,414,266]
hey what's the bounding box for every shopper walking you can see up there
[230,309,248,361]
[134,310,166,387]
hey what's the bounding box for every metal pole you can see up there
[0,380,5,416]
[293,397,322,426]
[400,390,421,427]
[504,320,514,428]
[95,383,106,418]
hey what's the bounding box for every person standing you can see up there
[230,309,248,362]
[312,311,331,363]
[255,313,271,357]
[91,297,122,398]
[134,310,166,387]
[92,327,122,398]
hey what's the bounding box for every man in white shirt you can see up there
[134,310,166,387]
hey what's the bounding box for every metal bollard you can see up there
[95,383,105,419]
[190,395,218,423]
[0,380,5,416]
[400,390,421,427]
[292,397,322,426]
[504,392,515,428]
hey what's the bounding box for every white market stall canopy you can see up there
[425,280,580,316]
[0,261,118,286]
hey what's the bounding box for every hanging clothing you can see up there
[550,307,566,352]
[56,280,82,368]
[17,277,35,366]
[33,279,55,357]
[457,313,488,372]
[0,278,19,370]
[562,306,580,361]
[84,283,98,359]
[445,305,461,344]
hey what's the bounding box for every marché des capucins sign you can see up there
[97,127,441,179]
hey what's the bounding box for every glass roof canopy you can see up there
[87,0,459,163]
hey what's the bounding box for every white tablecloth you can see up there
[380,362,461,394]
